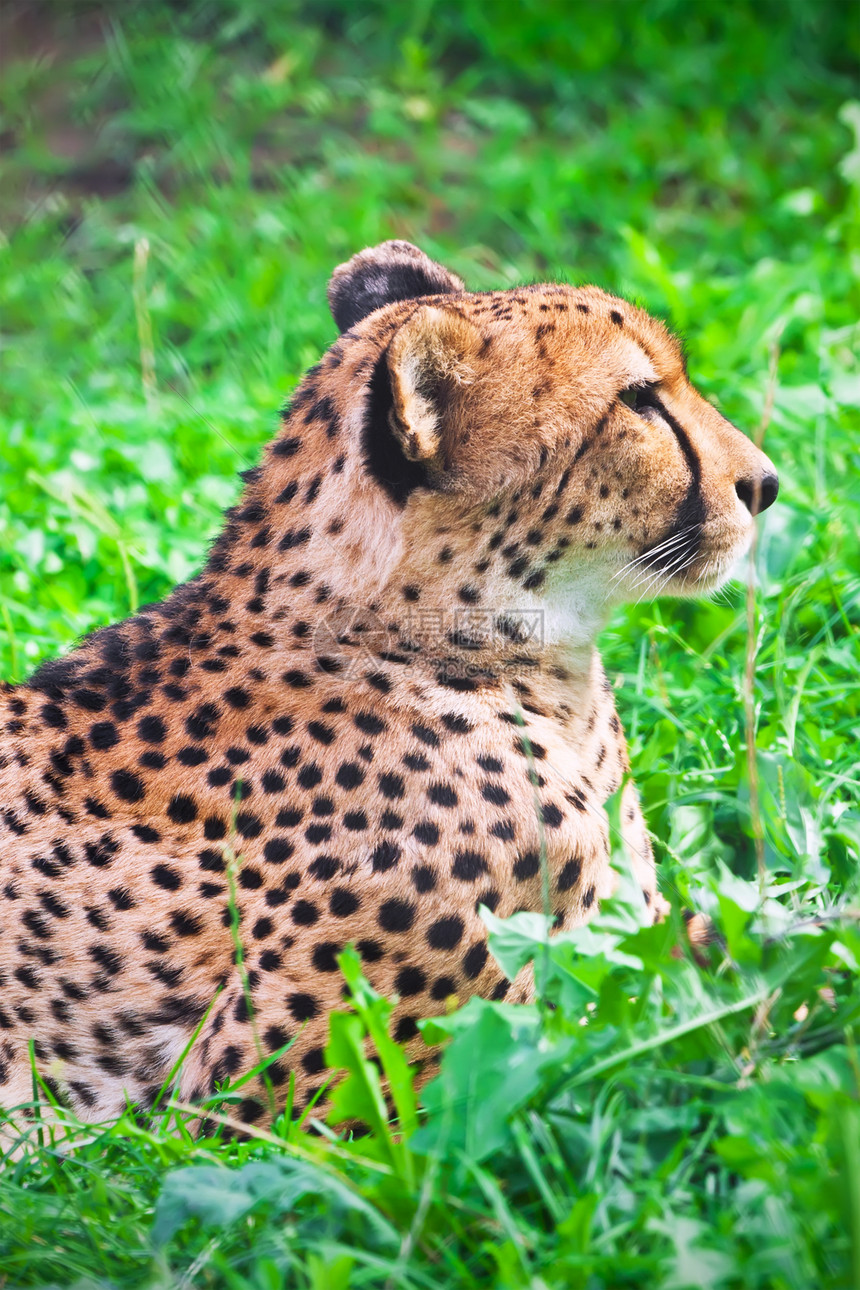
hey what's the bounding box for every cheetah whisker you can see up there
[602,529,698,607]
[608,529,702,602]
[631,543,699,605]
[610,526,699,584]
[627,535,697,595]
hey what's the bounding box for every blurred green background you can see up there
[2,4,860,1286]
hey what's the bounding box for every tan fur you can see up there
[0,242,777,1132]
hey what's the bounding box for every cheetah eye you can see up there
[619,382,658,414]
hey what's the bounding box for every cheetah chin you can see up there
[0,240,777,1138]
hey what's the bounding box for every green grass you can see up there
[1,2,859,1285]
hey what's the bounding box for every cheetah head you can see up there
[256,242,778,652]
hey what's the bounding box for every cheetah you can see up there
[0,240,778,1133]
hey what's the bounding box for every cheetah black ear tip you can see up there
[327,240,465,334]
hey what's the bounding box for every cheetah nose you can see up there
[735,470,779,516]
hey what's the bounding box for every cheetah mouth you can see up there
[619,518,750,599]
[635,530,749,597]
[692,533,754,587]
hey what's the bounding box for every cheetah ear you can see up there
[386,305,478,463]
[328,240,465,333]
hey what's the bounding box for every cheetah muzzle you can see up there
[0,240,778,1133]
